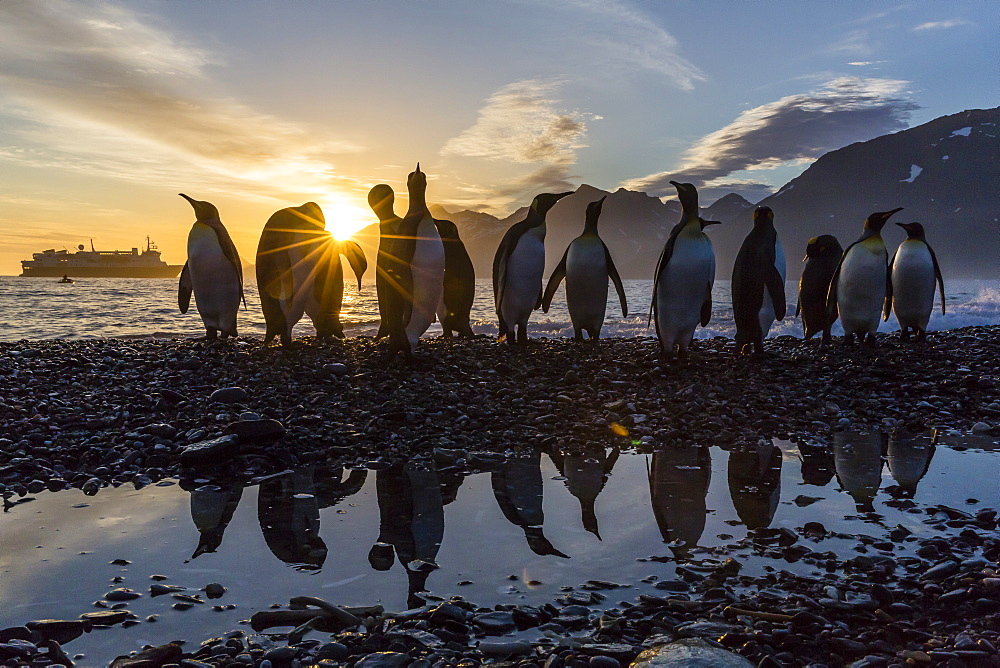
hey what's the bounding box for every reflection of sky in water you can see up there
[1,434,999,664]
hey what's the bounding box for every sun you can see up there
[318,194,374,240]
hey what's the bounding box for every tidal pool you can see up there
[2,431,998,665]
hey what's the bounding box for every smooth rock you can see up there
[630,638,753,667]
[179,435,239,467]
[674,621,742,639]
[472,611,517,635]
[225,419,285,444]
[105,588,142,602]
[354,651,411,668]
[109,642,183,668]
[479,640,534,657]
[210,387,248,404]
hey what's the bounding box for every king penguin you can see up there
[368,185,403,340]
[825,208,902,345]
[885,222,945,341]
[256,202,366,346]
[650,181,720,358]
[177,193,245,340]
[434,218,476,338]
[796,235,843,341]
[386,164,445,358]
[493,191,573,343]
[731,206,786,356]
[541,196,628,341]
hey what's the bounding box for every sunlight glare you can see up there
[318,194,374,240]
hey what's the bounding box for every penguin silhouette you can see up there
[650,182,720,359]
[256,202,366,345]
[647,446,711,561]
[542,197,628,341]
[797,235,843,341]
[178,194,245,340]
[368,184,403,340]
[885,222,946,341]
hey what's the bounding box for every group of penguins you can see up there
[177,166,945,358]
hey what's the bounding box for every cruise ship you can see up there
[20,238,183,278]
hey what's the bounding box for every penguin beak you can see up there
[701,219,721,226]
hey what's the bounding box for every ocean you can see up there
[1,276,998,342]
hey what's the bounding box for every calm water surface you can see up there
[2,433,999,664]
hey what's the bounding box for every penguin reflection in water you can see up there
[732,206,785,356]
[256,202,367,347]
[258,466,367,570]
[492,450,569,558]
[541,197,628,341]
[369,463,462,609]
[549,446,620,539]
[494,192,573,343]
[826,208,903,346]
[650,182,720,359]
[647,446,711,561]
[885,222,945,342]
[177,194,246,340]
[797,235,843,342]
[727,442,782,530]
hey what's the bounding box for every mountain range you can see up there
[356,106,998,280]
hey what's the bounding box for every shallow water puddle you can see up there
[2,433,999,664]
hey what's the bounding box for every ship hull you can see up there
[21,265,183,278]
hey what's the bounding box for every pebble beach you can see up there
[2,330,1000,666]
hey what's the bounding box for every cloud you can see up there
[914,18,973,31]
[621,77,919,198]
[827,29,877,57]
[556,0,705,90]
[440,79,591,206]
[441,79,589,164]
[0,1,361,199]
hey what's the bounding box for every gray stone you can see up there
[674,621,742,639]
[323,363,350,377]
[105,588,142,601]
[972,422,992,434]
[630,638,753,667]
[210,387,248,404]
[473,611,517,635]
[225,419,285,444]
[179,435,239,466]
[355,651,411,668]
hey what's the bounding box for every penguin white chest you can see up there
[502,226,546,326]
[892,241,936,329]
[187,224,240,330]
[405,216,445,344]
[566,239,609,330]
[655,229,715,350]
[837,241,886,335]
[758,237,787,336]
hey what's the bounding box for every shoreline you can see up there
[2,328,1000,666]
[2,327,999,485]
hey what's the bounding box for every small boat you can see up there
[58,275,75,284]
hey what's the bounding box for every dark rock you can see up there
[210,387,248,404]
[315,642,350,661]
[631,638,753,667]
[355,651,411,668]
[109,642,183,668]
[225,419,285,444]
[479,640,534,657]
[80,610,129,626]
[179,435,239,467]
[105,588,142,601]
[25,619,88,645]
[205,583,226,599]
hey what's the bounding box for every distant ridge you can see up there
[718,106,1000,279]
[355,107,998,280]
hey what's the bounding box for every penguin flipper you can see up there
[700,293,712,327]
[928,245,946,315]
[340,240,368,290]
[795,296,801,318]
[883,249,893,321]
[764,265,786,321]
[649,220,684,328]
[541,250,568,313]
[178,262,192,313]
[825,243,852,336]
[605,244,628,317]
[493,228,517,317]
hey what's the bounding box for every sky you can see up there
[0,0,995,275]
